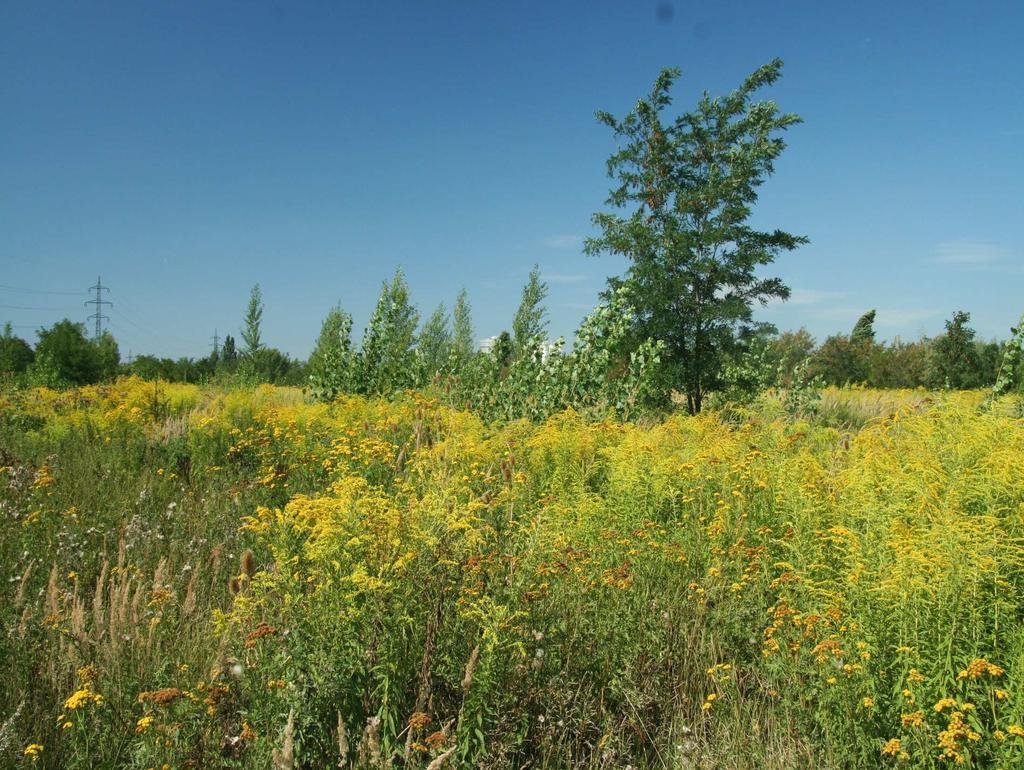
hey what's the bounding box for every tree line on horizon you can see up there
[2,59,1022,414]
[0,277,1017,409]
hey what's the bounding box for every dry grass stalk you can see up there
[70,589,87,647]
[44,565,59,619]
[240,548,255,579]
[461,644,480,691]
[181,568,199,617]
[271,708,295,770]
[14,560,33,608]
[92,558,109,640]
[425,746,456,770]
[152,557,168,591]
[357,716,382,768]
[336,711,349,769]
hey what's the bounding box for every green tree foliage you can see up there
[851,309,876,344]
[0,323,34,377]
[585,60,807,413]
[976,340,1003,386]
[241,284,264,357]
[811,334,868,386]
[716,331,779,405]
[417,303,452,384]
[306,306,357,402]
[359,268,419,395]
[990,312,1024,400]
[451,288,662,422]
[512,265,549,357]
[95,331,120,381]
[452,288,475,363]
[770,328,816,385]
[867,338,930,388]
[556,287,664,418]
[221,334,237,364]
[929,311,981,389]
[491,331,513,369]
[251,348,303,385]
[30,319,100,386]
[850,309,877,346]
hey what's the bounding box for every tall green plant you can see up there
[241,284,264,358]
[359,268,419,395]
[586,60,807,413]
[307,306,357,401]
[930,310,981,389]
[416,303,452,385]
[512,265,549,359]
[452,288,475,363]
[989,311,1024,402]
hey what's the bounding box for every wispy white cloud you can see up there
[765,288,845,308]
[875,309,938,326]
[804,307,938,327]
[544,272,588,284]
[542,234,584,249]
[934,240,1008,266]
[789,288,846,305]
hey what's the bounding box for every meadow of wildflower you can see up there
[1,378,1023,769]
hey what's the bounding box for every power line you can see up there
[0,303,75,311]
[0,283,82,296]
[85,276,112,341]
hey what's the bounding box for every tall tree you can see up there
[512,265,549,357]
[241,284,264,357]
[417,302,452,383]
[0,322,34,376]
[585,60,807,413]
[32,319,100,385]
[360,268,419,395]
[930,310,981,389]
[452,288,475,361]
[770,328,816,385]
[850,310,877,346]
[221,335,237,364]
[306,305,356,401]
[95,330,121,380]
[811,334,868,386]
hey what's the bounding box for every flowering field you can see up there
[1,379,1023,769]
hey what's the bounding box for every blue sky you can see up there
[2,0,1022,359]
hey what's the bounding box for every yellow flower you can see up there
[996,689,1009,700]
[63,688,92,710]
[881,738,901,756]
[901,711,924,728]
[1008,725,1024,737]
[957,658,1004,680]
[862,697,874,708]
[136,715,155,733]
[24,744,44,760]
